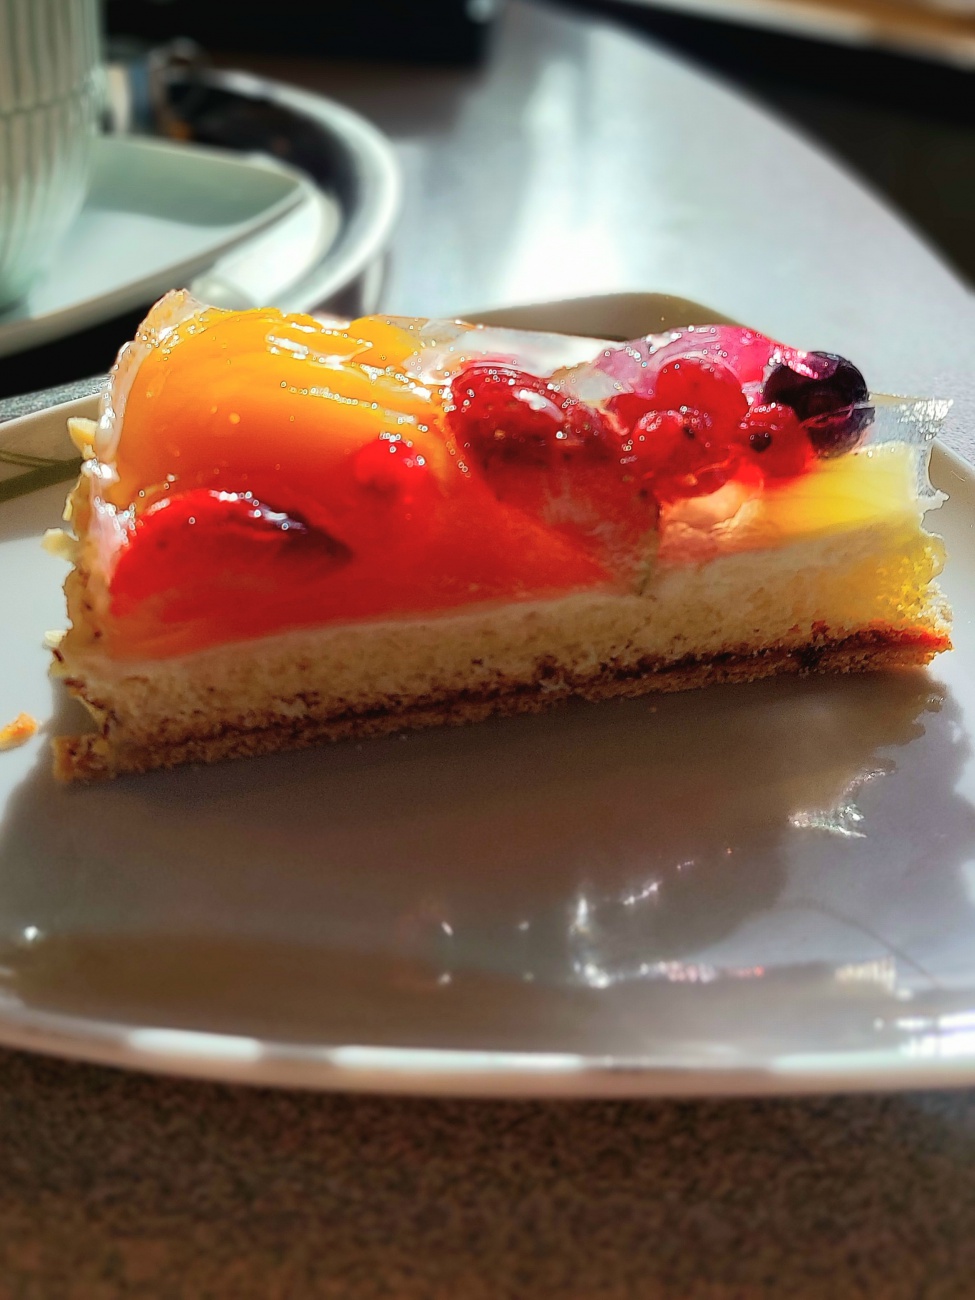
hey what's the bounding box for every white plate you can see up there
[0,320,973,1097]
[0,136,308,359]
[189,185,342,313]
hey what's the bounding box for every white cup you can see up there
[0,0,102,309]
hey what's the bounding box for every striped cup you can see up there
[0,0,102,309]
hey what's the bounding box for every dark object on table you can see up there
[105,0,497,65]
[0,308,148,411]
[161,62,351,195]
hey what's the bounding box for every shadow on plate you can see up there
[0,665,973,1058]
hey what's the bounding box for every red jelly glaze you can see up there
[105,333,827,659]
[606,391,659,432]
[444,364,646,550]
[108,478,613,660]
[111,490,348,627]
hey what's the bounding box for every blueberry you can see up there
[762,352,873,456]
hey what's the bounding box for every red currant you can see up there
[732,403,810,479]
[561,395,613,449]
[652,356,748,431]
[447,362,608,466]
[625,408,736,501]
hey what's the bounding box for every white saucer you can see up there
[0,136,308,359]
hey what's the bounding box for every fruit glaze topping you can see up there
[84,297,880,658]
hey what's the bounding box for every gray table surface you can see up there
[3,1050,975,1298]
[3,3,975,1294]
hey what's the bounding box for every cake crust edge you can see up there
[52,627,948,783]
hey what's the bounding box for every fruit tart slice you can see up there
[48,292,951,780]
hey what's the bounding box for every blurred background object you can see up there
[0,0,970,406]
[103,0,499,64]
[109,53,401,317]
[603,0,975,66]
[567,0,974,289]
[102,0,973,294]
[0,40,401,399]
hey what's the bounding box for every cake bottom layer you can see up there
[53,626,943,781]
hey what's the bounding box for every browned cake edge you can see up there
[52,627,946,782]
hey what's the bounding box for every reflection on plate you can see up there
[0,298,973,1097]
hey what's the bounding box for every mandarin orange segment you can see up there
[109,308,454,530]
